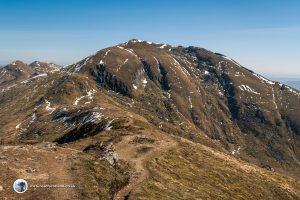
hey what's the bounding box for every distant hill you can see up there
[269,77,300,90]
[285,80,300,90]
[0,61,60,88]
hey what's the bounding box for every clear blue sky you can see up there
[1,0,299,77]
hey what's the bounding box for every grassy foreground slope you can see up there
[130,138,300,200]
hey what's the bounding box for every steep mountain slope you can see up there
[65,39,300,177]
[0,39,299,199]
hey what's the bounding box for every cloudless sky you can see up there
[0,0,299,77]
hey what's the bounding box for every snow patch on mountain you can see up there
[172,57,190,77]
[30,105,40,124]
[129,39,156,45]
[16,123,22,129]
[231,146,241,155]
[130,39,143,43]
[45,99,55,113]
[238,85,260,95]
[159,44,167,49]
[124,48,139,58]
[104,118,116,131]
[188,96,193,108]
[142,78,147,88]
[153,56,161,74]
[234,71,245,77]
[74,89,96,105]
[271,87,278,110]
[73,96,85,106]
[222,56,242,67]
[116,58,128,72]
[86,112,103,123]
[253,73,275,85]
[74,56,91,72]
[1,84,17,93]
[122,58,128,66]
[21,73,48,84]
[87,89,96,99]
[105,50,111,56]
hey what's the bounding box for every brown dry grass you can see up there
[130,139,300,200]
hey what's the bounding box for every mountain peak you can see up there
[122,39,167,47]
[1,40,300,199]
[10,60,27,66]
[29,60,60,70]
[127,38,152,43]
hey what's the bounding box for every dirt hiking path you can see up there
[114,131,178,200]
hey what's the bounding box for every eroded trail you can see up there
[114,131,178,200]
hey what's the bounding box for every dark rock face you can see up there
[157,62,171,92]
[55,121,105,144]
[90,64,130,96]
[1,39,300,178]
[219,73,240,120]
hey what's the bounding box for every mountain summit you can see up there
[0,60,60,89]
[0,40,299,199]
